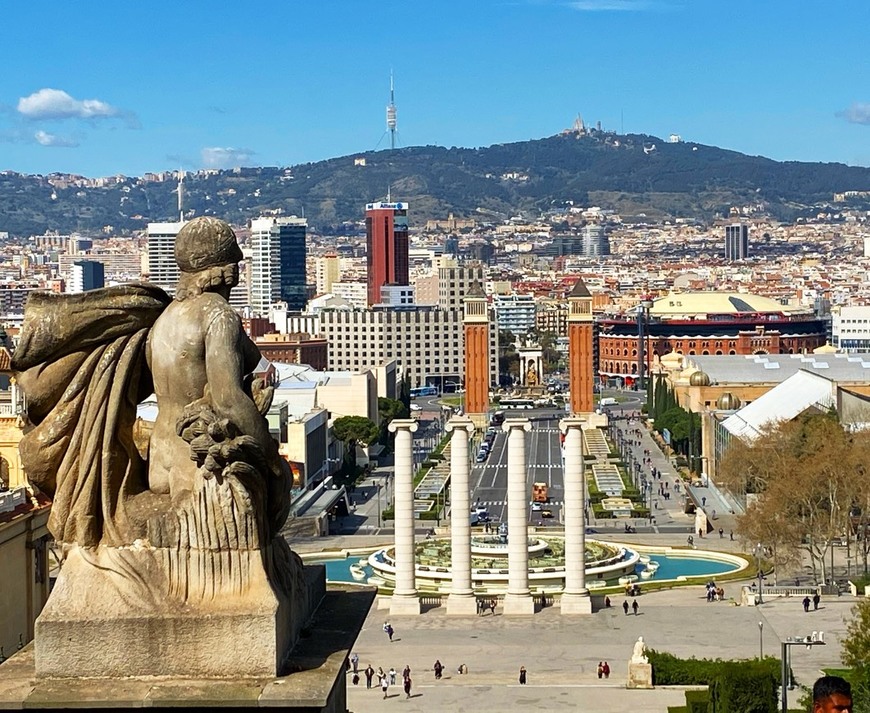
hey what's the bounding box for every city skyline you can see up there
[2,0,870,178]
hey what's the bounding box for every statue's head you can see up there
[174,217,243,300]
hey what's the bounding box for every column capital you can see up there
[502,418,532,434]
[388,418,419,434]
[445,415,475,435]
[559,416,588,435]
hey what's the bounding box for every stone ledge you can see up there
[0,586,375,712]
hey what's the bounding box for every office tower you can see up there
[463,282,490,424]
[146,221,185,293]
[366,201,409,306]
[725,224,749,261]
[69,261,105,293]
[492,293,536,336]
[581,224,610,257]
[567,278,594,414]
[315,254,340,295]
[250,216,308,315]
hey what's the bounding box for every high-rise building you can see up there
[581,224,610,257]
[315,254,340,296]
[250,216,308,315]
[69,261,105,293]
[365,201,409,306]
[146,221,185,293]
[725,224,749,261]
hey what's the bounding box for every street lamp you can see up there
[781,634,826,713]
[755,543,765,604]
[637,298,654,391]
[373,479,381,529]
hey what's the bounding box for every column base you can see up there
[502,592,535,616]
[560,591,593,614]
[446,593,477,616]
[389,593,421,616]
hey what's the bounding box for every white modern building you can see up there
[832,305,870,352]
[145,221,185,293]
[493,293,536,337]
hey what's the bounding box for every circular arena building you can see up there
[598,291,827,384]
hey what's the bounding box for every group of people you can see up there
[622,599,640,615]
[705,580,725,602]
[347,655,414,700]
[476,598,498,615]
[803,592,822,612]
[596,661,611,679]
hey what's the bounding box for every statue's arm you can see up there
[205,310,278,460]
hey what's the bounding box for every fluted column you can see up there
[446,416,476,616]
[502,419,534,616]
[389,418,420,616]
[560,417,592,614]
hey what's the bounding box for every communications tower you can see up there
[387,72,397,150]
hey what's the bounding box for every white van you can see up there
[600,397,617,407]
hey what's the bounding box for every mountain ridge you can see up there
[2,131,870,237]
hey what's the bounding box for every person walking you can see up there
[632,600,639,615]
[350,652,359,674]
[386,623,394,642]
[623,599,630,615]
[813,592,821,610]
[403,675,412,699]
[603,661,610,679]
[519,666,527,685]
[803,595,812,612]
[364,665,374,689]
[433,659,443,680]
[597,662,604,679]
[402,664,411,681]
[389,667,397,685]
[381,673,389,699]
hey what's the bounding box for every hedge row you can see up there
[648,650,780,713]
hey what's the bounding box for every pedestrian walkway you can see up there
[345,577,854,713]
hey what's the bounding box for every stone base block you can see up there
[390,593,421,616]
[560,591,593,614]
[446,593,478,616]
[35,544,321,679]
[627,661,653,689]
[503,592,535,616]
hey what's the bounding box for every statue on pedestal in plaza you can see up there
[627,635,653,689]
[14,217,309,678]
[631,636,649,664]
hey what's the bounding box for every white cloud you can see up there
[837,103,870,125]
[34,130,79,148]
[201,146,255,169]
[17,88,122,120]
[566,0,652,9]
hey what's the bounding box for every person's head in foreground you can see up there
[813,675,852,713]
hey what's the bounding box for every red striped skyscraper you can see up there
[365,201,409,306]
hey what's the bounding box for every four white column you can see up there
[389,418,420,616]
[560,417,592,614]
[502,419,535,616]
[445,416,477,616]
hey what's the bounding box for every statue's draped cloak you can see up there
[13,284,171,547]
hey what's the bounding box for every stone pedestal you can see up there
[36,542,314,679]
[446,416,478,617]
[389,419,421,616]
[2,585,375,713]
[627,661,653,689]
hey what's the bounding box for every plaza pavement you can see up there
[341,580,857,713]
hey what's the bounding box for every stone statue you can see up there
[631,636,649,664]
[14,217,307,677]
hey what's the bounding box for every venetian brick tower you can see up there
[568,278,594,414]
[463,281,490,428]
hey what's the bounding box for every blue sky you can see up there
[2,0,869,177]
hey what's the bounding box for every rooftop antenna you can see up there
[177,169,185,222]
[387,70,398,150]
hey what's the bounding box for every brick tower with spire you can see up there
[568,278,594,413]
[463,281,490,426]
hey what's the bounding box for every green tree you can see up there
[332,416,379,477]
[842,599,870,713]
[498,329,519,385]
[377,397,410,450]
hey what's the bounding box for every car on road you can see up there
[475,451,488,463]
[410,404,422,412]
[531,502,543,512]
[541,509,554,519]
